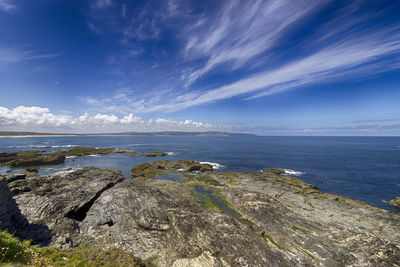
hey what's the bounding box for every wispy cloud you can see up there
[0,0,16,12]
[0,46,58,64]
[92,0,112,9]
[181,0,328,86]
[0,106,217,133]
[87,22,102,34]
[82,1,400,116]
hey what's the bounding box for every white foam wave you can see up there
[54,168,80,175]
[200,161,225,170]
[66,156,77,159]
[8,144,77,148]
[166,152,178,155]
[283,169,305,176]
[87,154,100,157]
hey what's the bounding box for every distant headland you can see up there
[0,131,256,137]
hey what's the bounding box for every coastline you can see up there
[1,162,399,266]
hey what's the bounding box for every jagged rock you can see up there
[4,174,26,183]
[1,162,400,266]
[390,197,400,209]
[145,152,168,157]
[1,168,124,246]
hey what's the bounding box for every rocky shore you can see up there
[1,160,400,266]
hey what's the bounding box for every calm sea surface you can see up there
[1,136,399,211]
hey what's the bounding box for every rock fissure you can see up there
[65,182,118,222]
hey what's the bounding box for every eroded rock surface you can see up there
[1,162,400,266]
[0,168,123,246]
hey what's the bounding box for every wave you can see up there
[166,152,179,155]
[87,154,100,157]
[8,144,77,148]
[54,168,81,175]
[283,169,305,176]
[66,156,77,159]
[200,161,225,170]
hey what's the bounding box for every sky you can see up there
[1,0,400,135]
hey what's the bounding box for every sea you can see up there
[0,135,399,212]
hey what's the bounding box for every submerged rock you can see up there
[128,152,141,156]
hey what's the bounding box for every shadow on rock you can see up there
[0,178,52,245]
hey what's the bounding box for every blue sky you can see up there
[1,0,400,135]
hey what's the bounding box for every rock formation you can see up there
[1,161,399,266]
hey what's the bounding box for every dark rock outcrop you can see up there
[390,197,400,209]
[145,151,168,157]
[131,160,213,179]
[0,147,132,167]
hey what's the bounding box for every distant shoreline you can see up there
[0,131,255,138]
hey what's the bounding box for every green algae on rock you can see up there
[2,161,400,266]
[0,147,133,168]
[390,197,400,209]
[145,151,168,157]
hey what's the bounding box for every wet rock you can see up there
[131,160,213,179]
[0,147,132,168]
[25,167,39,173]
[145,152,168,157]
[263,168,286,175]
[128,152,141,156]
[65,147,127,157]
[390,197,400,209]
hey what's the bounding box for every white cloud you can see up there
[93,0,112,9]
[0,46,58,64]
[182,0,328,86]
[0,106,216,133]
[134,24,400,113]
[0,0,16,12]
[87,22,102,34]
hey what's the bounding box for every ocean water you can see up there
[0,136,399,212]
